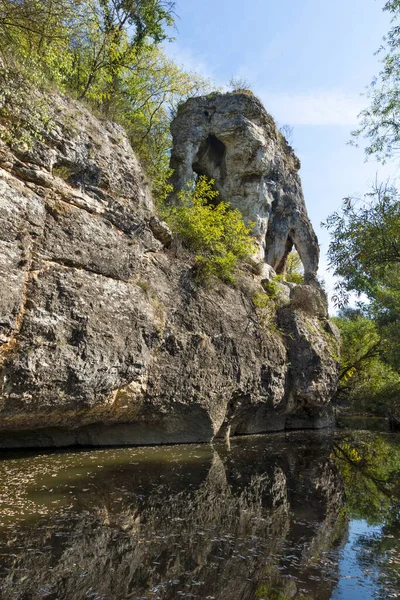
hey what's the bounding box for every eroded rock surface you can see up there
[170,92,319,280]
[0,90,339,448]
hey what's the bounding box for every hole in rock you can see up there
[192,134,227,187]
[275,234,295,275]
[274,235,305,282]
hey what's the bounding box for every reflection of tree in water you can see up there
[333,432,400,599]
[333,432,400,524]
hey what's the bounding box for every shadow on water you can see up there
[0,429,399,600]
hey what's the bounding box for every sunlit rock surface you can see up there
[170,92,319,280]
[0,90,339,448]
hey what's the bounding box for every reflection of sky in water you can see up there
[332,520,382,600]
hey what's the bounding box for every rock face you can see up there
[0,88,339,448]
[170,92,319,280]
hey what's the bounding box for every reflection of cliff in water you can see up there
[0,433,346,600]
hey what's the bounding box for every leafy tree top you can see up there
[352,0,400,160]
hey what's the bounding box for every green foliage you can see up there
[333,432,400,525]
[261,280,279,299]
[334,313,381,382]
[0,1,176,96]
[251,290,285,333]
[0,0,76,79]
[323,183,400,308]
[111,44,212,186]
[0,66,53,148]
[252,291,276,323]
[253,292,274,308]
[0,0,213,185]
[351,1,400,161]
[284,250,304,284]
[333,311,400,415]
[52,164,74,181]
[255,587,287,600]
[165,176,256,283]
[323,183,400,416]
[255,587,312,600]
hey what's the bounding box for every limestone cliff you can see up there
[0,90,339,448]
[170,92,319,280]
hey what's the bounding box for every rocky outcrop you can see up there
[170,92,319,280]
[0,88,339,448]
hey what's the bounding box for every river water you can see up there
[0,429,399,600]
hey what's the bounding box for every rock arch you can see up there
[169,92,320,281]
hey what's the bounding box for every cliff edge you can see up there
[0,90,339,448]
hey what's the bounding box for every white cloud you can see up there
[163,42,365,128]
[258,89,366,127]
[162,42,221,84]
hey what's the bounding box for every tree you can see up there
[323,182,400,307]
[112,44,212,189]
[67,0,176,101]
[0,0,76,81]
[332,309,400,414]
[323,183,400,374]
[164,176,256,283]
[324,1,400,415]
[0,0,213,189]
[352,1,400,160]
[323,184,400,414]
[0,1,176,97]
[284,250,304,284]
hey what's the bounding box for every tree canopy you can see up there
[324,0,400,416]
[324,182,400,308]
[0,0,213,190]
[352,0,400,160]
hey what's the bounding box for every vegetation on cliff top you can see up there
[0,0,212,186]
[0,1,259,284]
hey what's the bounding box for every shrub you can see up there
[284,250,304,284]
[262,279,279,298]
[251,291,280,332]
[0,67,53,148]
[165,176,256,283]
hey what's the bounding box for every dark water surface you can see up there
[0,430,399,600]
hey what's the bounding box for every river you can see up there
[0,429,399,600]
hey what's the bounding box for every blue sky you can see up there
[164,0,399,306]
